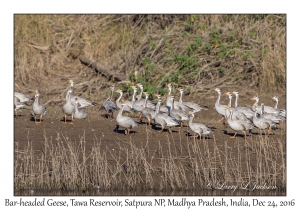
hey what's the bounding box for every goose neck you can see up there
[274,99,278,109]
[116,92,122,103]
[234,94,238,108]
[228,96,232,107]
[131,90,136,105]
[179,91,183,103]
[216,91,221,105]
[34,95,39,105]
[118,105,124,117]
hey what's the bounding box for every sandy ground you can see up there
[14,91,287,196]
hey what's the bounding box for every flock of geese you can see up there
[14,80,286,139]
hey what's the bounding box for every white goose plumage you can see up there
[177,88,208,112]
[62,89,75,124]
[225,106,254,138]
[74,98,87,119]
[214,88,227,120]
[188,111,212,139]
[115,89,132,113]
[30,90,47,123]
[102,85,117,118]
[232,91,254,118]
[68,80,97,108]
[116,101,138,135]
[154,99,179,133]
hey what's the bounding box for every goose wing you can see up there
[14,92,33,103]
[183,102,208,112]
[72,95,97,108]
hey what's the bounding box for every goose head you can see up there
[251,96,259,102]
[272,96,278,102]
[232,91,239,96]
[68,79,74,87]
[213,88,221,94]
[115,89,123,94]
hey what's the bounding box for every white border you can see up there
[2,0,299,209]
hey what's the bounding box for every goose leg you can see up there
[35,115,42,124]
[64,115,67,124]
[168,127,172,134]
[159,126,164,133]
[34,116,37,123]
[230,132,237,138]
[36,115,42,124]
[69,115,74,124]
[243,131,246,138]
[128,129,131,135]
[268,126,272,135]
[124,129,128,135]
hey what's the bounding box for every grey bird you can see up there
[62,89,75,124]
[14,92,34,117]
[166,84,192,112]
[135,83,156,109]
[74,98,87,119]
[232,91,255,119]
[254,103,285,124]
[169,95,189,128]
[225,106,254,138]
[141,92,156,125]
[68,80,97,108]
[225,92,252,123]
[102,85,117,118]
[177,88,208,112]
[154,99,179,134]
[30,90,47,123]
[116,100,138,135]
[272,96,286,118]
[214,88,227,122]
[187,111,212,139]
[131,85,144,120]
[252,104,276,136]
[115,89,132,113]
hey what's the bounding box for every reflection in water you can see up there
[15,189,286,196]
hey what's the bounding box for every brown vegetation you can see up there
[14,14,286,195]
[14,14,286,103]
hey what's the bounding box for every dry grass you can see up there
[14,14,286,194]
[14,125,286,193]
[14,14,286,103]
